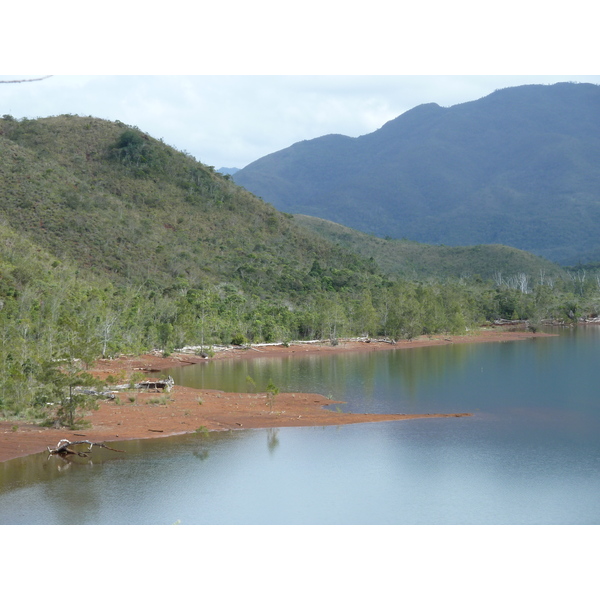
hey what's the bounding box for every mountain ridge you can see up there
[234,82,600,264]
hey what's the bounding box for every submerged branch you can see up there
[47,438,125,457]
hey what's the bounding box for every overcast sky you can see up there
[3,2,598,169]
[2,75,599,169]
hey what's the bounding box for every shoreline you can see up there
[0,328,554,464]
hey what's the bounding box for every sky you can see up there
[3,1,598,171]
[2,74,599,170]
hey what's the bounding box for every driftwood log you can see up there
[48,439,125,458]
[135,376,174,392]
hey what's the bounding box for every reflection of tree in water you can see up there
[387,343,472,404]
[168,343,476,415]
[266,429,279,454]
[0,447,126,494]
[50,453,95,472]
[193,449,210,461]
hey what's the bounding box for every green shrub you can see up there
[231,334,248,346]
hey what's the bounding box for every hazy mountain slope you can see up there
[234,83,600,264]
[292,214,566,281]
[217,167,239,176]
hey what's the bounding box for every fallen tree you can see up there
[47,439,125,458]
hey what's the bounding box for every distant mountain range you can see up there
[217,167,239,176]
[234,82,600,265]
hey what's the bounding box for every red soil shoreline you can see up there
[0,328,554,463]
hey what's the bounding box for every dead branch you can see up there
[48,438,125,457]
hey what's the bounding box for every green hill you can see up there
[0,114,376,299]
[292,214,567,282]
[234,82,600,265]
[0,114,389,420]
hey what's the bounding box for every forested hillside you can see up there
[234,82,600,265]
[1,114,599,426]
[293,215,566,281]
[0,114,376,298]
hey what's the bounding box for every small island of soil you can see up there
[0,328,553,463]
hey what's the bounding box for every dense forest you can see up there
[234,82,600,264]
[292,215,565,280]
[1,114,600,426]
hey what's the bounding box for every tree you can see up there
[186,288,217,351]
[266,378,279,413]
[39,360,101,429]
[319,293,348,342]
[351,289,378,337]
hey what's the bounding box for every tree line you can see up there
[1,114,599,428]
[2,231,599,427]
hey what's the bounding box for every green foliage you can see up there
[266,378,279,412]
[0,115,379,298]
[1,113,600,425]
[38,360,101,428]
[109,128,168,177]
[266,379,279,397]
[293,217,567,283]
[231,334,248,346]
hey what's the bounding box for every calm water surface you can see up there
[1,327,599,524]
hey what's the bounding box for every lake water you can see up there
[1,326,600,525]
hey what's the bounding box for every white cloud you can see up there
[3,0,598,168]
[2,75,600,168]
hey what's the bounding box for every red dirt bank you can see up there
[0,329,553,463]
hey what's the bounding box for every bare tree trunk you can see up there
[48,439,124,457]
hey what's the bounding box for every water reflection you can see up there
[193,449,210,461]
[0,445,128,494]
[266,429,279,454]
[166,336,567,418]
[0,429,260,524]
[164,342,479,409]
[2,327,600,524]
